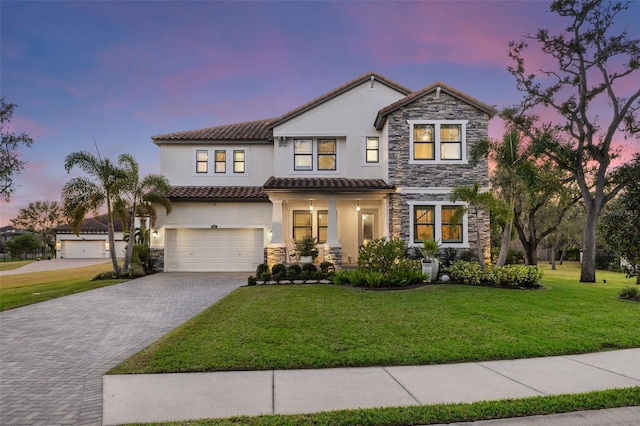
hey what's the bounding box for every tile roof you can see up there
[268,72,413,129]
[55,214,126,234]
[168,186,269,201]
[374,81,498,130]
[152,119,274,144]
[263,176,395,192]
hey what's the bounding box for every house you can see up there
[54,214,128,259]
[150,72,496,272]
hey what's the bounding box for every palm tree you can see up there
[62,151,126,275]
[450,183,511,270]
[116,154,171,271]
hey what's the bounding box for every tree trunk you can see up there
[636,274,639,285]
[496,221,512,267]
[475,209,484,270]
[123,204,136,271]
[106,197,120,275]
[580,205,598,283]
[550,244,557,270]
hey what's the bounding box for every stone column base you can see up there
[150,248,165,272]
[266,245,286,269]
[323,245,342,267]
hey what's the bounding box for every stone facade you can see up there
[322,244,342,267]
[387,90,491,258]
[266,245,286,268]
[150,248,164,272]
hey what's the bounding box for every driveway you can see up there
[0,258,111,276]
[0,272,246,425]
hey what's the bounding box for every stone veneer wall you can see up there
[150,248,164,272]
[266,246,286,268]
[322,245,342,267]
[386,90,492,260]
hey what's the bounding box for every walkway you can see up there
[103,348,640,425]
[0,272,245,425]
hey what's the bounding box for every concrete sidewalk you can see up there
[103,348,640,425]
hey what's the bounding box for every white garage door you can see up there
[61,240,105,258]
[165,228,264,272]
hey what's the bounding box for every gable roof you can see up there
[152,119,274,144]
[168,186,269,201]
[55,214,126,234]
[268,72,413,129]
[374,81,498,130]
[263,176,395,192]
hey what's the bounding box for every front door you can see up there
[358,211,377,248]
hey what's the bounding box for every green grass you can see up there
[129,387,640,425]
[110,262,639,374]
[0,260,34,271]
[0,262,126,311]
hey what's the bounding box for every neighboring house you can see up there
[0,225,30,244]
[150,72,496,272]
[54,214,127,259]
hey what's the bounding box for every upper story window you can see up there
[408,120,468,164]
[294,139,313,171]
[317,139,336,170]
[233,150,245,173]
[196,150,208,173]
[294,138,338,172]
[215,150,226,173]
[366,137,379,163]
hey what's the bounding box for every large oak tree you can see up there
[503,0,640,282]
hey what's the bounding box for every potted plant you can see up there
[296,234,319,264]
[421,239,441,282]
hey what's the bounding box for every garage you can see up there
[61,240,106,258]
[165,228,264,272]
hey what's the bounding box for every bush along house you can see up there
[149,72,496,272]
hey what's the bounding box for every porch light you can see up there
[152,230,158,239]
[309,200,314,211]
[105,240,110,251]
[356,200,361,212]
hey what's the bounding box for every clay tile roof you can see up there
[374,81,498,130]
[55,214,126,234]
[169,186,269,201]
[152,118,274,144]
[263,176,395,192]
[268,72,413,129]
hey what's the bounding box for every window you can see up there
[366,137,379,163]
[196,150,208,173]
[317,210,328,243]
[293,211,312,241]
[413,124,435,160]
[294,139,313,171]
[233,150,245,173]
[414,206,435,243]
[317,139,336,170]
[441,206,463,243]
[410,202,468,247]
[409,120,467,163]
[215,150,226,173]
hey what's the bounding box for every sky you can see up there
[2,0,639,227]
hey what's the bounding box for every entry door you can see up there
[358,211,377,248]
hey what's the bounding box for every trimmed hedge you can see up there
[447,261,543,288]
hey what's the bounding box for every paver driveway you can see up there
[0,272,245,425]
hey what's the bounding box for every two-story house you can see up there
[150,72,496,272]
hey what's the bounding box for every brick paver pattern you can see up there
[0,272,245,425]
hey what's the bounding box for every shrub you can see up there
[123,264,146,278]
[256,263,269,276]
[438,247,459,269]
[259,271,271,281]
[447,261,543,288]
[458,249,477,262]
[319,261,335,274]
[247,276,257,286]
[357,237,407,273]
[619,286,640,302]
[288,264,302,275]
[285,269,299,281]
[92,270,120,281]
[271,263,287,276]
[132,244,153,273]
[330,270,352,285]
[506,249,525,265]
[302,263,317,273]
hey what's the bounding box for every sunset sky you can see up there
[2,0,639,226]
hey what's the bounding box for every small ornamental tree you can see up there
[6,234,41,260]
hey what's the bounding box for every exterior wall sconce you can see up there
[55,240,61,249]
[104,240,110,251]
[356,200,361,212]
[152,230,158,239]
[309,200,314,211]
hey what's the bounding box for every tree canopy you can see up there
[1,98,33,201]
[10,200,65,255]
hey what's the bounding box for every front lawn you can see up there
[110,262,639,374]
[0,262,126,311]
[0,260,34,271]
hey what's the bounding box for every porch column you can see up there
[270,198,283,244]
[327,198,339,245]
